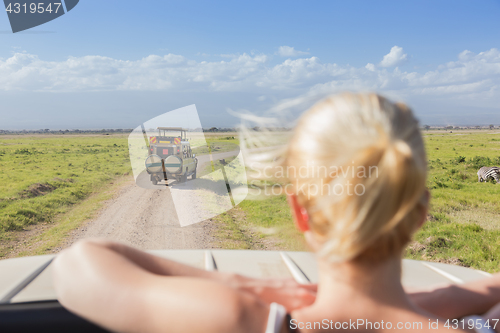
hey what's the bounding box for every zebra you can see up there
[477,166,500,183]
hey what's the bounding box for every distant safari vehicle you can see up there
[145,127,197,185]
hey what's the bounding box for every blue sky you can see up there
[1,0,500,129]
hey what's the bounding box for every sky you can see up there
[0,0,500,129]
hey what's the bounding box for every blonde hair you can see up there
[243,92,428,262]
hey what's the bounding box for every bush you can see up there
[469,156,492,169]
[14,148,37,155]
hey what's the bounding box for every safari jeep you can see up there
[145,127,197,185]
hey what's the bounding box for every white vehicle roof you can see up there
[0,250,491,304]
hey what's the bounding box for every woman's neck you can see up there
[311,256,418,312]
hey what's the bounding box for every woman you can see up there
[53,93,500,333]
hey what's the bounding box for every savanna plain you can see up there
[1,130,500,273]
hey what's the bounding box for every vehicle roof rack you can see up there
[157,127,187,131]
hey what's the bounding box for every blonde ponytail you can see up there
[245,92,427,262]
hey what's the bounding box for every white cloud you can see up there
[1,48,500,111]
[3,47,500,127]
[458,50,474,62]
[277,46,309,57]
[379,46,408,67]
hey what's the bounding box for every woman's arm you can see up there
[78,239,226,279]
[409,274,500,319]
[52,240,269,333]
[62,239,316,311]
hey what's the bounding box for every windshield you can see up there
[1,1,500,275]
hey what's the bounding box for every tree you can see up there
[423,125,431,130]
[490,124,495,130]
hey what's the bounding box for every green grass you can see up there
[406,222,500,272]
[237,196,306,250]
[406,131,500,272]
[13,176,131,257]
[0,135,131,231]
[191,136,239,156]
[0,134,131,257]
[212,195,306,251]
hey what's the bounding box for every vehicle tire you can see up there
[152,178,158,185]
[192,166,197,179]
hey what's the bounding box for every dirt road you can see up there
[69,150,241,250]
